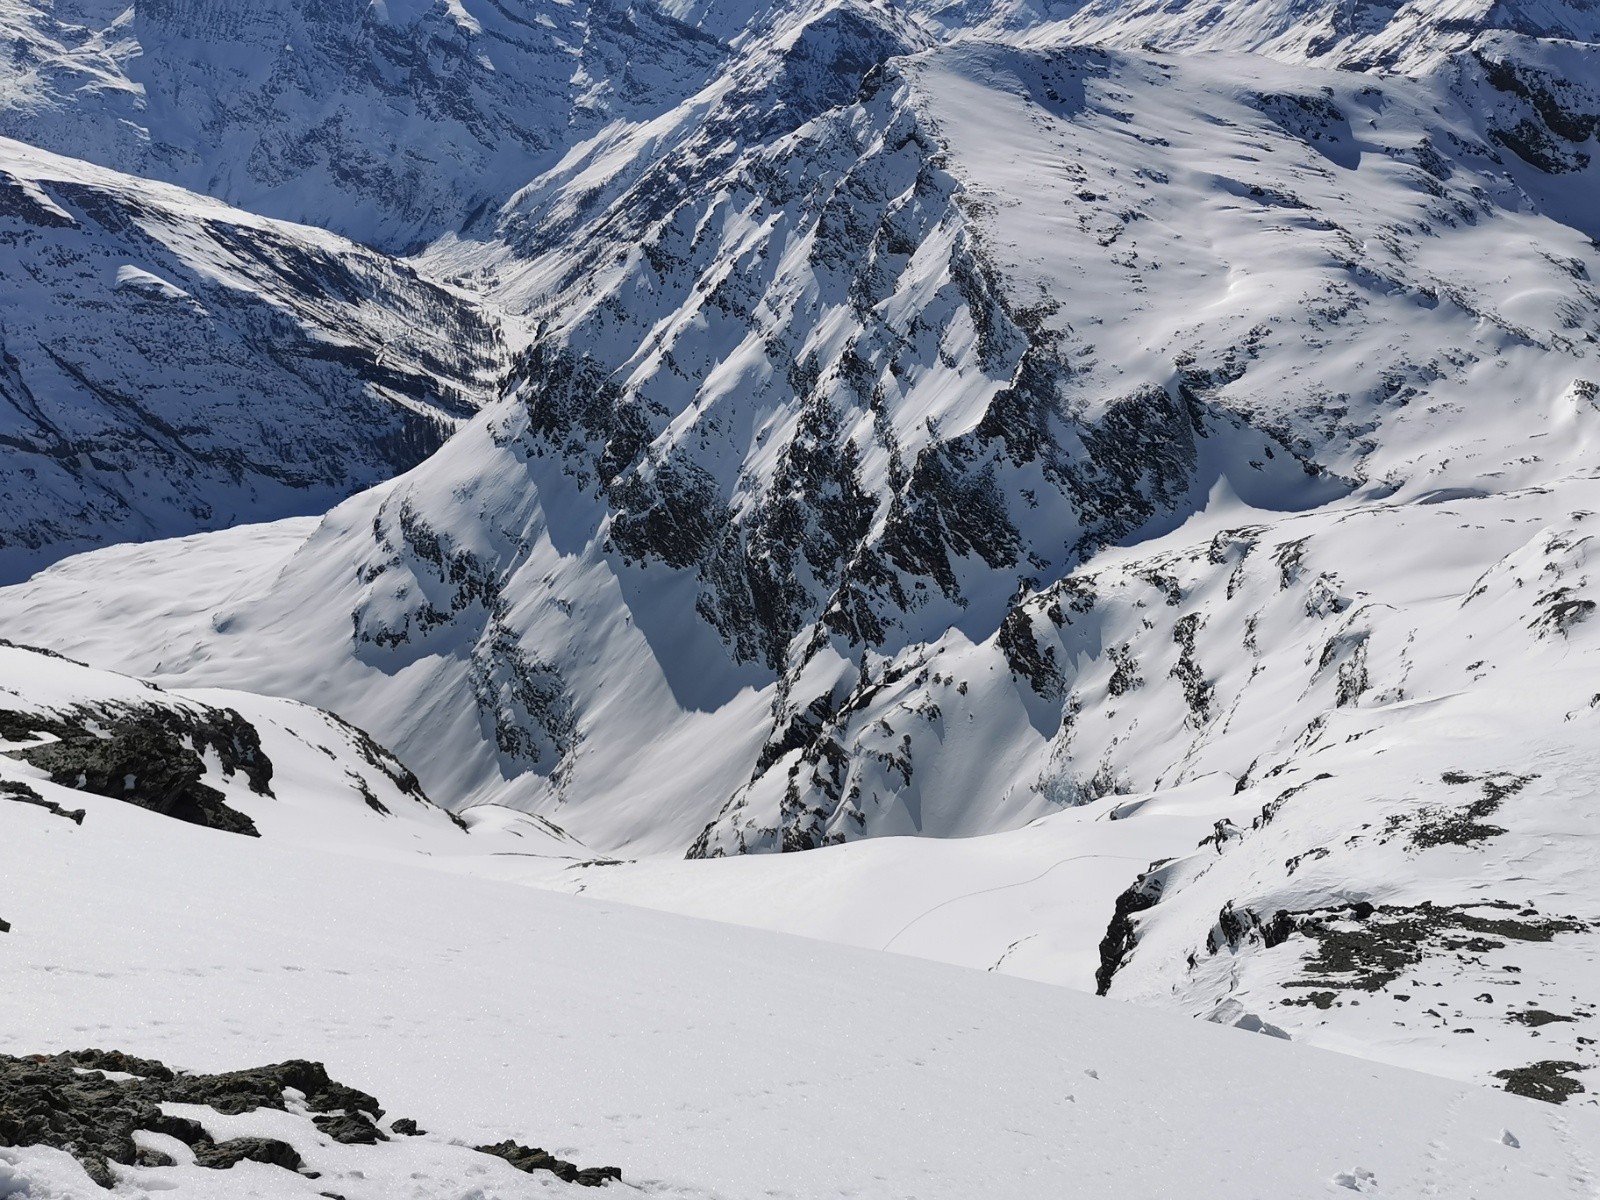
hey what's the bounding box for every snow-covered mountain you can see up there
[0,136,500,582]
[0,0,732,250]
[18,4,1594,840]
[5,0,1600,1163]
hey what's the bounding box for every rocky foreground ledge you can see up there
[0,1051,621,1191]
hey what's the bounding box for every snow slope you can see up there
[0,0,732,250]
[0,640,471,846]
[6,764,1600,1198]
[13,17,1595,841]
[3,0,1600,1149]
[0,136,500,582]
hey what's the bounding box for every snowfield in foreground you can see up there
[4,771,1600,1200]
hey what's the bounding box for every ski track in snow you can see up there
[877,851,1148,952]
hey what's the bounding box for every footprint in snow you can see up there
[1501,1129,1520,1148]
[1332,1166,1377,1191]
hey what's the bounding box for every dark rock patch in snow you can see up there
[1494,1060,1587,1104]
[475,1138,622,1187]
[0,703,271,836]
[1382,772,1533,850]
[1274,900,1590,995]
[1510,1009,1577,1028]
[0,1052,623,1188]
[1,779,84,825]
[0,1053,316,1187]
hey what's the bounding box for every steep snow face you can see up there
[0,0,731,249]
[0,137,500,582]
[938,0,1600,72]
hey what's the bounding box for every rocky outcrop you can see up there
[476,1139,622,1187]
[0,1052,622,1188]
[0,703,270,836]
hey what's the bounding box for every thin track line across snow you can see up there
[879,852,1148,952]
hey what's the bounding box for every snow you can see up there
[3,0,1600,1193]
[0,136,499,583]
[5,770,1600,1198]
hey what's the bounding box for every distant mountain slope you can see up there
[5,14,1596,848]
[0,137,500,582]
[932,0,1600,68]
[0,0,730,249]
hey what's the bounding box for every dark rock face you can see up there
[1473,50,1600,174]
[0,702,272,836]
[0,1051,626,1189]
[1,779,84,825]
[1096,864,1171,995]
[476,1138,622,1188]
[0,1054,353,1187]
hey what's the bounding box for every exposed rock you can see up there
[1383,772,1533,850]
[1,780,83,825]
[0,1052,619,1187]
[1096,863,1171,995]
[1494,1060,1587,1103]
[1510,1010,1576,1028]
[476,1139,622,1187]
[192,1137,304,1172]
[1272,901,1589,995]
[0,703,271,836]
[313,1112,388,1145]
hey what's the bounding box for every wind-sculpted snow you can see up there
[0,138,500,582]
